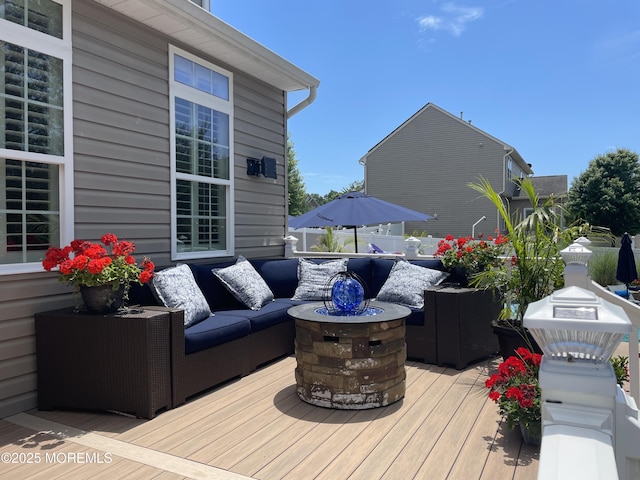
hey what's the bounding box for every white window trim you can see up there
[0,0,74,275]
[168,45,234,261]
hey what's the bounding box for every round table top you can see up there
[287,300,411,324]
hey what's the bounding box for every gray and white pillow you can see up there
[151,264,212,327]
[291,258,348,301]
[212,256,274,310]
[376,260,449,308]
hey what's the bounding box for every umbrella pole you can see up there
[353,227,358,253]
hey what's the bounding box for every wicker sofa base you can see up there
[118,257,467,410]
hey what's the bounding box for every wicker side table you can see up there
[35,307,172,419]
[425,287,501,369]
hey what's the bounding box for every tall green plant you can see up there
[311,227,353,252]
[468,177,587,323]
[588,248,619,286]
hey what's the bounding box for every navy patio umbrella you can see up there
[616,232,638,297]
[289,191,435,253]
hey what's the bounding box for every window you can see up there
[189,0,210,10]
[170,47,233,260]
[0,0,73,274]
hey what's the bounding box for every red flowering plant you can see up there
[485,347,542,430]
[434,233,508,277]
[42,233,154,290]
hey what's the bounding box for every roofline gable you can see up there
[360,103,532,175]
[93,0,320,93]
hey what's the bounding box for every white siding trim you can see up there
[0,0,74,275]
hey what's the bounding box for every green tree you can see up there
[287,137,307,216]
[567,148,640,236]
[340,180,364,195]
[318,180,364,205]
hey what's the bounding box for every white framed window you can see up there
[0,0,73,274]
[189,0,210,10]
[169,46,234,260]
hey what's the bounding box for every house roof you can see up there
[361,103,533,176]
[514,175,568,199]
[94,0,320,93]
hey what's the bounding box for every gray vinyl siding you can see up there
[365,105,508,238]
[0,1,288,418]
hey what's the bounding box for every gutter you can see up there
[287,85,318,118]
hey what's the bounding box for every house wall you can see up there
[0,1,289,418]
[364,106,507,238]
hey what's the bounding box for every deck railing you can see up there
[587,280,640,405]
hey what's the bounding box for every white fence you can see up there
[287,226,440,255]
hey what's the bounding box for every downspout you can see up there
[286,85,317,119]
[359,156,367,193]
[497,147,514,233]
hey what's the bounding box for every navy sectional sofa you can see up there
[130,256,462,407]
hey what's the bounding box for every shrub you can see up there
[589,248,619,286]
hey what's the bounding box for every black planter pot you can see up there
[492,322,542,360]
[80,284,125,314]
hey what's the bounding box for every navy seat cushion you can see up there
[223,298,297,332]
[184,314,251,354]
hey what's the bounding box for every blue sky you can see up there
[213,1,640,195]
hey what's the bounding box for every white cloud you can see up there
[418,15,443,31]
[417,2,483,37]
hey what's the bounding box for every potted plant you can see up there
[434,233,508,286]
[485,347,542,445]
[467,177,595,358]
[42,233,155,313]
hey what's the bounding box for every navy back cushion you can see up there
[189,261,245,311]
[250,258,301,298]
[345,257,374,297]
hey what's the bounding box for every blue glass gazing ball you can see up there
[331,277,365,313]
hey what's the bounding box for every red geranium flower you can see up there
[434,232,508,276]
[41,233,155,292]
[485,348,541,430]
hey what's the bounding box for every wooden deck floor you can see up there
[0,355,539,479]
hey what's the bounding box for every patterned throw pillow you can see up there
[291,258,348,301]
[151,264,212,327]
[212,256,274,310]
[375,260,449,308]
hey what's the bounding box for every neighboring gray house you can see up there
[360,103,535,238]
[0,0,319,418]
[511,175,568,226]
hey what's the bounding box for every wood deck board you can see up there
[376,366,488,480]
[2,355,539,479]
[412,368,490,479]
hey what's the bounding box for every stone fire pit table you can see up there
[288,301,410,409]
